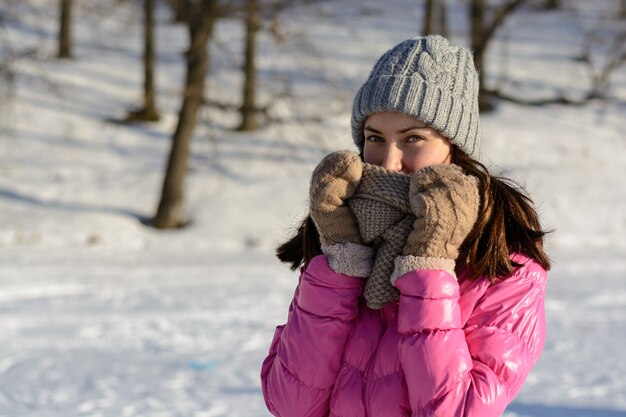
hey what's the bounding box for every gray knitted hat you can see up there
[351,35,482,158]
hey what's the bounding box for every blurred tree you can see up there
[424,0,435,35]
[621,0,626,19]
[236,0,304,131]
[486,4,624,106]
[154,0,219,229]
[423,0,448,37]
[470,0,527,112]
[128,0,160,122]
[238,0,261,131]
[154,0,308,227]
[165,0,187,22]
[58,0,73,58]
[544,0,559,10]
[580,29,626,100]
[438,0,448,38]
[0,11,17,169]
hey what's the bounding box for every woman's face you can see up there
[363,112,452,173]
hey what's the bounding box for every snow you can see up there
[1,0,625,416]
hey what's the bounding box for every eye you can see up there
[365,135,384,143]
[406,135,425,143]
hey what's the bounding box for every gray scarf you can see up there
[348,164,414,309]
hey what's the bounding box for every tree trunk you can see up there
[142,0,160,120]
[423,0,435,35]
[154,2,217,229]
[621,0,626,19]
[470,0,528,112]
[58,0,73,59]
[470,0,492,112]
[544,0,559,10]
[437,0,448,38]
[166,0,188,22]
[423,0,448,37]
[238,0,260,131]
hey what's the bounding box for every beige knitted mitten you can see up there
[392,164,480,281]
[309,151,374,277]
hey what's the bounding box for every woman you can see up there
[261,35,550,417]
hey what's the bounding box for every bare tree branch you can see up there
[482,0,528,47]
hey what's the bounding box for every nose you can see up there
[380,144,403,172]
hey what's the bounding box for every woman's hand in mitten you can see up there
[394,164,480,279]
[309,150,373,277]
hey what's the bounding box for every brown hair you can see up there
[276,146,551,280]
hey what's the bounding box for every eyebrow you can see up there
[364,125,428,134]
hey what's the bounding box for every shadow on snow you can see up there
[507,402,626,417]
[0,187,151,224]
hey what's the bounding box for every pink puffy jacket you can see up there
[261,253,547,417]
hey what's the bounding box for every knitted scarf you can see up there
[348,163,414,309]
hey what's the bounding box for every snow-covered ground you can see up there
[1,0,625,416]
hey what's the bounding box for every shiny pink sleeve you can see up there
[260,255,363,417]
[393,258,547,417]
